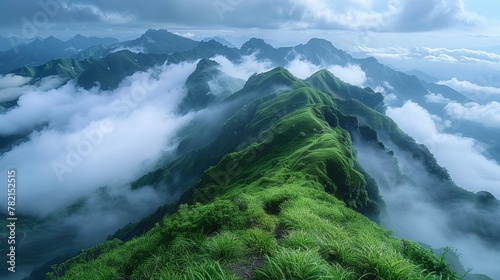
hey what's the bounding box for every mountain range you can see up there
[8,30,500,166]
[0,29,498,279]
[0,34,118,74]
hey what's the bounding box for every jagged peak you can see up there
[139,29,191,41]
[242,66,301,92]
[201,36,235,48]
[44,35,63,43]
[360,56,380,64]
[197,58,220,67]
[144,28,171,36]
[305,38,335,48]
[300,38,345,55]
[246,37,268,44]
[71,34,86,39]
[198,39,225,48]
[252,66,296,80]
[307,68,338,80]
[241,37,274,51]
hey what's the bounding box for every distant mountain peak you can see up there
[72,34,86,39]
[304,38,338,50]
[248,37,267,44]
[197,57,221,68]
[198,39,225,48]
[142,29,173,38]
[145,28,169,33]
[201,37,235,48]
[242,66,300,94]
[306,38,332,44]
[44,35,62,43]
[242,38,273,49]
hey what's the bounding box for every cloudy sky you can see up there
[2,1,499,75]
[0,0,499,44]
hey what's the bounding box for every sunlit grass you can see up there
[46,83,460,280]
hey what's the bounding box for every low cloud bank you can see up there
[437,78,500,103]
[355,137,500,278]
[387,101,500,198]
[0,61,198,216]
[284,56,367,86]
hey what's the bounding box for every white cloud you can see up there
[425,92,452,104]
[173,32,196,39]
[355,131,500,278]
[65,3,133,24]
[328,64,367,86]
[0,76,65,103]
[359,46,500,65]
[111,46,146,54]
[285,57,321,79]
[289,0,390,30]
[285,0,487,32]
[0,61,199,216]
[0,74,31,88]
[445,101,500,128]
[388,0,484,32]
[437,78,500,102]
[423,53,459,63]
[387,101,500,198]
[212,54,273,80]
[283,55,367,84]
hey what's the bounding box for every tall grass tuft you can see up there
[255,248,332,279]
[203,231,245,261]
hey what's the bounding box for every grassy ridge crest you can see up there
[46,73,459,279]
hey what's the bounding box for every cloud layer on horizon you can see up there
[359,46,500,65]
[437,78,500,102]
[0,0,490,36]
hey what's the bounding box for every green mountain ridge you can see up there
[45,67,463,279]
[2,33,499,279]
[7,32,467,109]
[40,67,497,279]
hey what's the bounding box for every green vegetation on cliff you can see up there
[46,68,460,279]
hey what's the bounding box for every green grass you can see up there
[255,248,336,279]
[47,157,459,280]
[46,69,461,280]
[241,229,278,255]
[204,232,245,261]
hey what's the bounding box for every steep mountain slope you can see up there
[76,51,169,90]
[3,33,499,278]
[133,67,499,249]
[179,58,245,113]
[14,58,93,81]
[45,67,461,279]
